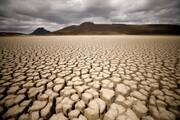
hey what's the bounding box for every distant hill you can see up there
[31,27,50,35]
[52,22,180,35]
[1,22,180,36]
[0,32,25,36]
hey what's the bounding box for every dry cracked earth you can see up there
[0,36,180,120]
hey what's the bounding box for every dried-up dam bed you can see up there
[0,35,180,120]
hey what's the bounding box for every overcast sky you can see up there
[0,0,180,33]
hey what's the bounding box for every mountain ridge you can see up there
[1,22,180,36]
[51,22,180,35]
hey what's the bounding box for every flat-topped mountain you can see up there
[52,22,180,35]
[31,27,50,35]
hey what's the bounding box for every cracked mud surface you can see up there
[0,35,180,120]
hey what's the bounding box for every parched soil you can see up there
[0,35,180,120]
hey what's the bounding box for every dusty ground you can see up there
[0,35,180,120]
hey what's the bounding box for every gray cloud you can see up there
[0,0,180,33]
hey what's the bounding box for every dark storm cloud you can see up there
[0,0,9,4]
[0,0,180,33]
